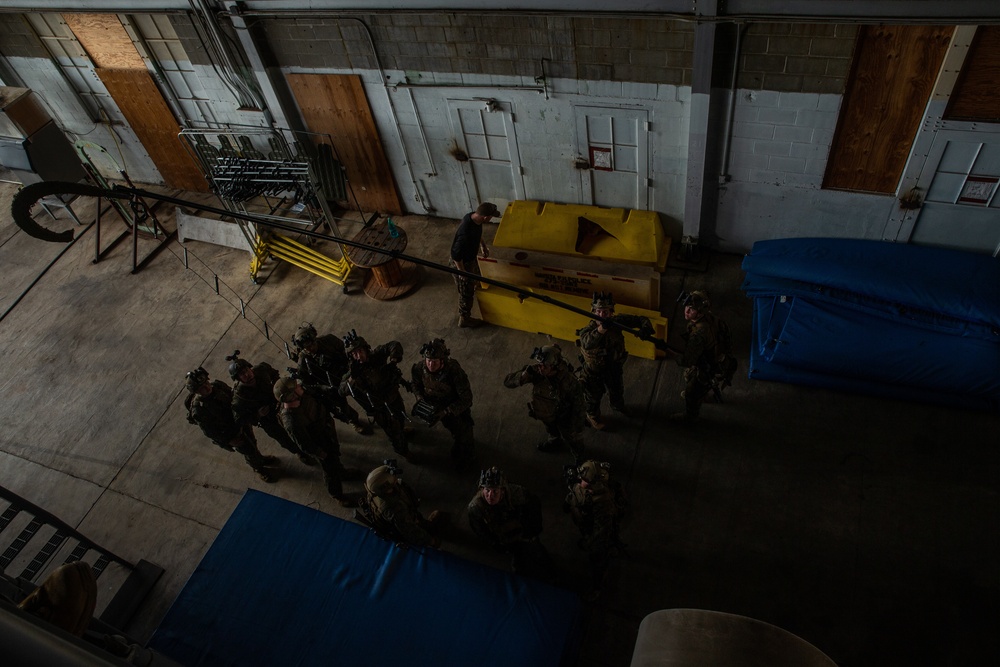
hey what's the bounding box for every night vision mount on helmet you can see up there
[365,459,403,497]
[530,344,562,366]
[185,367,209,392]
[591,291,616,311]
[478,466,505,489]
[225,350,253,380]
[292,323,318,348]
[343,329,370,353]
[678,290,711,311]
[420,338,450,359]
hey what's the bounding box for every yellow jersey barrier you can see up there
[492,200,670,272]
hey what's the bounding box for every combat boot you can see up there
[352,419,373,435]
[458,314,484,328]
[256,468,278,483]
[611,402,630,417]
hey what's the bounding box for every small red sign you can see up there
[589,146,613,171]
[957,175,999,206]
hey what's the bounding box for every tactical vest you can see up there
[418,366,456,403]
[578,323,627,367]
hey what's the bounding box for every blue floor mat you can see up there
[149,490,581,667]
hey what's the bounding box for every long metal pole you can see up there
[12,180,669,350]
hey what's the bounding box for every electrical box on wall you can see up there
[0,86,87,184]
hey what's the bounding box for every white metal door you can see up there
[575,107,649,209]
[898,129,1000,256]
[448,99,524,212]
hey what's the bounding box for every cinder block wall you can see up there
[0,16,51,59]
[739,23,858,93]
[258,14,695,86]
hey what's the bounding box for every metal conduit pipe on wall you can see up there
[220,6,430,214]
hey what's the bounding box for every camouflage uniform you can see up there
[292,326,368,433]
[468,469,550,575]
[504,346,586,463]
[565,460,626,593]
[577,313,652,421]
[410,339,475,467]
[339,334,412,459]
[278,385,348,498]
[231,361,303,458]
[468,483,542,550]
[363,463,439,548]
[677,312,719,418]
[186,376,276,481]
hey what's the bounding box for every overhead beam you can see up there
[2,0,998,21]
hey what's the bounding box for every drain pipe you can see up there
[719,22,747,184]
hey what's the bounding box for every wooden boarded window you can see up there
[945,26,1000,123]
[824,25,953,194]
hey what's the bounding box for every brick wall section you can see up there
[259,13,694,86]
[0,15,50,59]
[739,23,858,94]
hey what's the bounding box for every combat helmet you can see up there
[682,290,711,311]
[292,323,318,348]
[273,377,300,402]
[343,329,370,354]
[185,367,209,392]
[591,291,616,312]
[225,350,252,380]
[530,344,562,366]
[420,338,449,360]
[365,459,402,497]
[577,460,611,489]
[478,466,506,489]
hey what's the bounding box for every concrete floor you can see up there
[0,181,997,666]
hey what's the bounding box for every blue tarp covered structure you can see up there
[741,238,1000,412]
[149,490,581,667]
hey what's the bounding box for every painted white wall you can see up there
[713,88,899,251]
[6,56,162,184]
[285,64,690,224]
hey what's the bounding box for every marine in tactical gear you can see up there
[669,291,735,422]
[503,344,587,463]
[410,338,475,468]
[359,460,444,548]
[227,350,314,466]
[338,330,416,462]
[467,466,552,577]
[291,323,372,435]
[564,460,628,598]
[575,292,655,430]
[274,376,357,506]
[184,367,280,483]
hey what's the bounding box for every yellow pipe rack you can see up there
[252,233,351,289]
